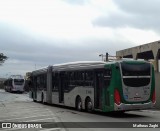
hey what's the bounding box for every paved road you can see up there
[0,89,30,103]
[0,89,62,131]
[0,89,159,131]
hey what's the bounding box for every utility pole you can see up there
[106,52,108,62]
[99,52,109,62]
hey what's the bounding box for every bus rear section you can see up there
[114,61,155,111]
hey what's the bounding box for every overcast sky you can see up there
[0,0,160,77]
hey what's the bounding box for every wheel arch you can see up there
[75,95,83,109]
[85,96,91,109]
[85,96,94,111]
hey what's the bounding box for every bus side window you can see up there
[9,79,12,86]
[60,71,69,92]
[36,76,41,89]
[4,81,7,86]
[64,72,69,91]
[53,73,59,91]
[40,74,47,90]
[76,71,82,86]
[85,71,93,86]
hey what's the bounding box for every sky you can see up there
[0,0,160,78]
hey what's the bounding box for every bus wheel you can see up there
[10,88,12,93]
[32,92,36,102]
[41,93,45,104]
[41,93,44,103]
[31,92,34,99]
[76,97,82,111]
[86,98,93,112]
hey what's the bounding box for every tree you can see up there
[0,53,8,65]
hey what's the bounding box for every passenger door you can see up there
[59,72,65,103]
[94,70,104,109]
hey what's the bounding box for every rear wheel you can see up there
[76,97,82,111]
[86,98,93,112]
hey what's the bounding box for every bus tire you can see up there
[32,92,37,102]
[76,97,82,111]
[33,99,37,102]
[10,88,12,93]
[85,97,93,112]
[41,93,45,103]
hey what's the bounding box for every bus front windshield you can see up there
[14,79,25,85]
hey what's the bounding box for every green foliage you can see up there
[0,53,8,65]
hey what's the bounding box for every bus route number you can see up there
[86,90,92,94]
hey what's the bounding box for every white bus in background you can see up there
[4,75,25,93]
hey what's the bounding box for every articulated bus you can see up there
[4,75,25,93]
[29,60,155,112]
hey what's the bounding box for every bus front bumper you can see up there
[11,88,24,92]
[114,102,155,111]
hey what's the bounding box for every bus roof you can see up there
[32,67,48,75]
[9,75,24,79]
[31,60,150,74]
[54,61,106,66]
[53,61,107,71]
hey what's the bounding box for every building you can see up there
[24,72,32,92]
[116,40,160,109]
[25,72,31,80]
